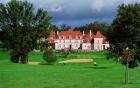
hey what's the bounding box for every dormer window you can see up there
[76,35,78,39]
[59,36,61,39]
[63,36,66,39]
[69,35,72,39]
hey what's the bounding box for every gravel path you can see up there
[59,59,93,64]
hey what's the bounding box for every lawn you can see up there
[0,50,140,88]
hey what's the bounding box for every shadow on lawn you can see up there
[39,63,54,65]
[88,66,109,69]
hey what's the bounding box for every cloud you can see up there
[91,0,116,12]
[0,0,140,27]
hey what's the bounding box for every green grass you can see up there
[0,50,140,88]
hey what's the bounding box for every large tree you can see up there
[0,0,51,63]
[107,3,140,83]
[108,3,140,59]
[74,22,109,35]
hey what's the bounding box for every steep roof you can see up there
[84,32,95,39]
[95,31,105,38]
[58,29,83,39]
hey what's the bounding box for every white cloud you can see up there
[92,0,104,12]
[48,6,62,12]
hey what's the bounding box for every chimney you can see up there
[57,31,59,36]
[90,30,91,38]
[83,31,85,36]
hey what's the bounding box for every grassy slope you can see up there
[0,50,140,88]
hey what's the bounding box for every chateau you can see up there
[49,29,109,50]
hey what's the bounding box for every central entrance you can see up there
[91,39,94,50]
[69,45,72,49]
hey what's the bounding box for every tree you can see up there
[60,24,71,31]
[0,0,51,63]
[107,3,140,83]
[0,29,4,48]
[121,48,134,84]
[108,3,140,51]
[93,21,109,35]
[74,22,109,35]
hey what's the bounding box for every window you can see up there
[63,36,66,39]
[75,40,78,43]
[76,44,78,47]
[69,35,72,39]
[80,40,83,43]
[98,40,99,43]
[59,36,61,39]
[76,35,78,39]
[103,45,105,49]
[58,44,61,48]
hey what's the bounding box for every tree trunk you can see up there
[11,52,28,64]
[125,61,129,84]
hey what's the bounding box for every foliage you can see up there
[74,21,109,35]
[43,49,57,64]
[121,49,134,64]
[107,3,140,68]
[0,0,51,63]
[106,3,140,84]
[121,48,135,84]
[61,48,71,58]
[60,24,71,31]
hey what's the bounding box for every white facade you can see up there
[82,43,91,50]
[93,34,109,50]
[50,30,110,51]
[55,39,82,50]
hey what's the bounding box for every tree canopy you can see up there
[74,22,109,35]
[0,0,51,63]
[108,3,140,58]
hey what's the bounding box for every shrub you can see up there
[106,52,114,60]
[43,49,57,64]
[10,50,28,63]
[61,48,70,58]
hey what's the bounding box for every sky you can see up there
[0,0,140,27]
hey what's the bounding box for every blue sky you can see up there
[0,0,140,27]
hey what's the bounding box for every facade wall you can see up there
[82,43,91,50]
[94,38,103,44]
[93,38,102,50]
[54,35,109,50]
[55,39,82,50]
[94,44,109,50]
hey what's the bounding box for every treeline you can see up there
[50,21,110,36]
[74,22,109,35]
